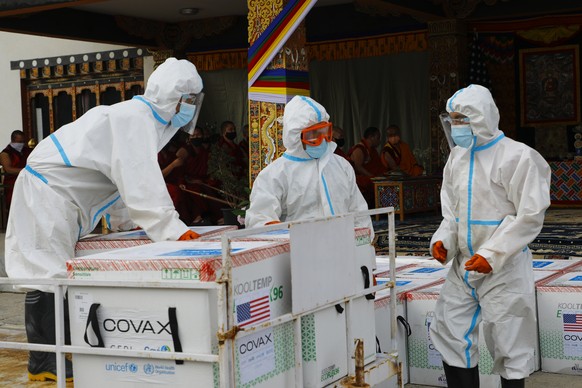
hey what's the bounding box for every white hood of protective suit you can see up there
[142,57,203,151]
[446,84,501,147]
[282,95,336,158]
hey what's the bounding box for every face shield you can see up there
[439,113,456,150]
[179,92,205,135]
[301,121,332,146]
[441,114,474,149]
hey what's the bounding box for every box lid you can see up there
[67,240,288,281]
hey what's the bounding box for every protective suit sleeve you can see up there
[109,113,189,241]
[103,197,138,232]
[430,157,458,264]
[476,149,551,273]
[245,166,284,228]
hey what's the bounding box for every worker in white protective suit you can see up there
[429,84,550,388]
[5,57,203,382]
[244,95,372,233]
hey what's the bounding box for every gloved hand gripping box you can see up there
[67,240,295,388]
[537,271,582,375]
[74,225,237,257]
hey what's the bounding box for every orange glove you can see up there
[265,220,281,225]
[178,230,200,241]
[464,254,492,274]
[432,241,447,264]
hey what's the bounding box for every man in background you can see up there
[0,130,31,210]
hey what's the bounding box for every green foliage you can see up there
[207,144,249,212]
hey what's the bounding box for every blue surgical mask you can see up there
[305,141,329,159]
[451,124,474,148]
[171,101,196,129]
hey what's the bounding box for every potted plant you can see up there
[207,142,249,226]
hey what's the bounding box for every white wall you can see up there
[0,31,131,144]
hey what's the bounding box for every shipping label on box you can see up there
[234,323,296,387]
[537,272,582,375]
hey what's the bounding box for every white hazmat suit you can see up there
[244,96,372,232]
[429,85,551,381]
[6,57,203,287]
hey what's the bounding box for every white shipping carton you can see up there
[392,265,450,280]
[537,271,582,375]
[406,283,502,387]
[374,277,442,386]
[532,258,582,271]
[405,270,558,387]
[68,240,295,387]
[75,225,237,256]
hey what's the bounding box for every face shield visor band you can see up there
[301,122,333,146]
[179,92,205,135]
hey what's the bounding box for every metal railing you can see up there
[0,206,398,388]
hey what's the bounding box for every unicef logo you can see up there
[143,363,155,375]
[129,363,138,373]
[160,345,171,352]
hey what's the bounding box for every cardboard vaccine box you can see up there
[532,258,582,271]
[406,271,559,387]
[67,240,295,387]
[374,257,417,275]
[374,277,441,386]
[392,265,450,280]
[75,225,237,256]
[406,282,501,388]
[537,271,582,375]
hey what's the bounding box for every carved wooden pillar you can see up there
[427,19,467,173]
[247,0,312,184]
[148,49,174,69]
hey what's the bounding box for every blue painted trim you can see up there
[282,153,310,162]
[467,147,476,256]
[133,96,169,125]
[92,195,121,226]
[50,134,72,167]
[474,133,505,152]
[463,304,481,368]
[321,173,335,215]
[300,96,321,122]
[25,165,48,184]
[469,220,503,226]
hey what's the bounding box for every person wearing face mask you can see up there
[332,126,351,163]
[0,130,31,210]
[182,126,222,225]
[381,124,423,177]
[217,120,247,179]
[5,57,204,382]
[245,96,372,234]
[429,85,550,388]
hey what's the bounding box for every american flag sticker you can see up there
[563,312,582,332]
[235,289,271,328]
